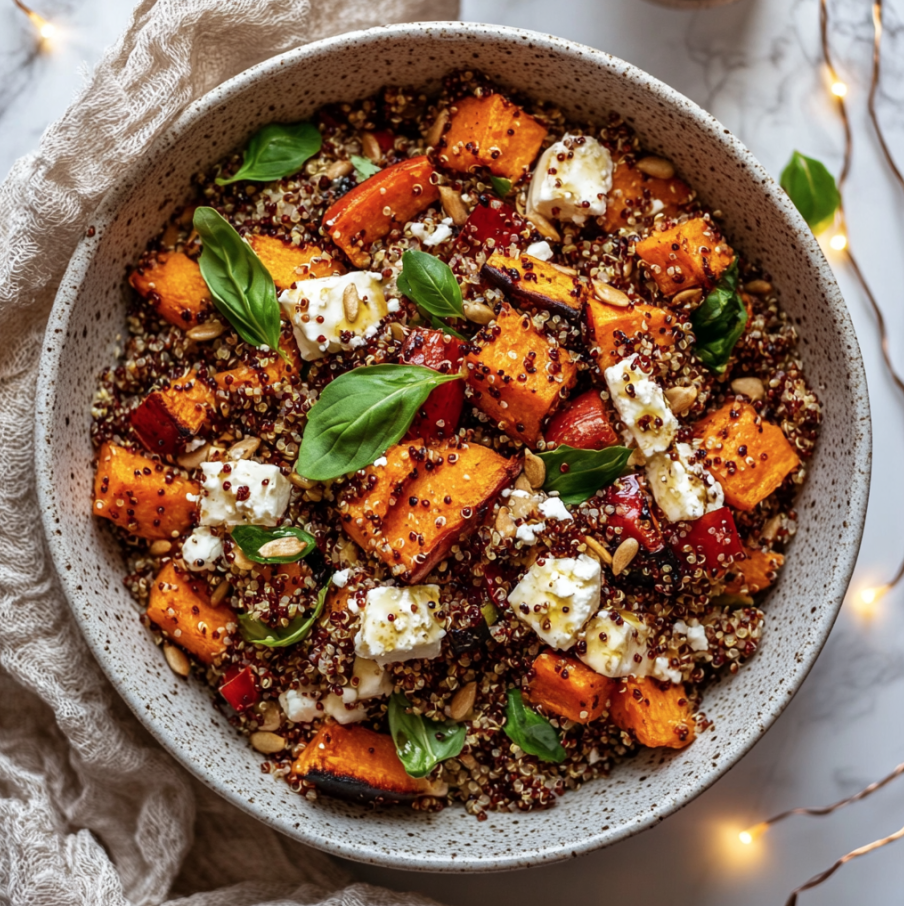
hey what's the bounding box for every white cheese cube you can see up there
[198,460,291,527]
[674,619,709,652]
[645,442,724,523]
[604,353,678,457]
[508,554,601,650]
[354,585,446,666]
[182,526,223,571]
[527,134,613,225]
[279,689,319,724]
[578,609,651,678]
[322,688,367,725]
[351,657,393,700]
[279,271,388,361]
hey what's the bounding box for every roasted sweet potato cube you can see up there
[584,297,681,370]
[146,561,229,664]
[323,156,440,268]
[247,235,344,291]
[482,252,588,321]
[724,547,785,595]
[129,251,211,329]
[214,332,302,395]
[465,303,578,445]
[130,370,216,455]
[93,442,198,541]
[544,389,619,450]
[636,218,734,297]
[528,652,614,724]
[438,94,547,179]
[609,678,696,749]
[603,159,693,233]
[696,401,800,511]
[292,721,424,802]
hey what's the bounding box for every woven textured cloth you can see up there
[0,2,456,903]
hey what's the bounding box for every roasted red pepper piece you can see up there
[219,665,259,712]
[454,196,526,255]
[669,506,744,577]
[400,328,465,441]
[603,474,664,553]
[371,129,395,154]
[545,390,619,450]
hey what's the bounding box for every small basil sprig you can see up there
[503,688,566,763]
[296,364,464,481]
[388,693,466,779]
[490,176,512,198]
[350,154,381,181]
[780,150,841,234]
[193,207,283,354]
[536,444,632,506]
[397,249,464,323]
[216,121,322,186]
[691,259,748,374]
[237,581,329,648]
[230,525,315,565]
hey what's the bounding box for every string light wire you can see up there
[11,0,56,41]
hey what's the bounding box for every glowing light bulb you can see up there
[830,233,847,251]
[831,81,848,98]
[851,583,888,619]
[738,822,768,845]
[38,19,56,40]
[739,830,753,845]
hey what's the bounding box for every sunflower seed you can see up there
[526,209,561,242]
[463,301,495,324]
[665,384,698,415]
[583,534,613,566]
[226,436,260,461]
[250,731,286,754]
[523,450,546,489]
[256,700,282,732]
[258,536,307,559]
[425,108,450,148]
[438,186,469,226]
[549,262,578,276]
[361,131,382,163]
[149,539,172,556]
[636,156,676,179]
[325,159,354,180]
[449,681,477,721]
[176,443,211,470]
[288,472,317,489]
[761,515,782,543]
[163,643,190,677]
[731,376,766,401]
[672,288,704,306]
[743,279,773,296]
[612,537,640,576]
[186,321,226,342]
[232,547,255,571]
[343,283,361,324]
[389,321,408,342]
[592,279,631,307]
[495,506,515,539]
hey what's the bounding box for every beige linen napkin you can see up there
[0,1,456,903]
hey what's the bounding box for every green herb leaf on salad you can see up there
[779,150,841,235]
[691,259,748,375]
[536,444,632,506]
[296,363,465,481]
[388,692,466,778]
[397,249,464,320]
[237,581,330,648]
[230,525,316,565]
[215,121,322,185]
[490,176,512,198]
[503,688,566,763]
[350,154,381,181]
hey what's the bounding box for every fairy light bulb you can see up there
[37,18,56,40]
[12,0,57,45]
[830,80,848,98]
[851,583,889,619]
[738,822,768,845]
[830,232,847,251]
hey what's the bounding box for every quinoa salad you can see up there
[90,71,821,818]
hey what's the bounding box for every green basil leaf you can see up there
[779,150,841,235]
[350,154,381,181]
[503,688,566,763]
[230,525,316,565]
[237,581,330,648]
[216,121,322,185]
[193,207,282,352]
[422,310,468,341]
[691,259,748,375]
[296,364,464,481]
[490,176,512,198]
[388,693,466,779]
[397,249,464,320]
[536,444,632,506]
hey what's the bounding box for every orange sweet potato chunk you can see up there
[696,401,800,511]
[528,653,614,724]
[93,442,198,541]
[603,159,693,233]
[482,252,588,321]
[584,297,681,370]
[129,251,211,329]
[214,331,302,395]
[130,370,216,455]
[438,94,547,179]
[323,156,440,268]
[247,235,344,291]
[465,303,578,445]
[146,561,229,664]
[636,218,734,297]
[609,677,696,749]
[724,547,785,595]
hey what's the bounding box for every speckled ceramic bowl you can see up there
[35,22,869,872]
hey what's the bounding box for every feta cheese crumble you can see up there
[351,657,393,700]
[525,240,554,261]
[279,689,319,724]
[354,585,446,666]
[182,526,223,571]
[538,497,572,522]
[198,460,291,526]
[645,442,724,522]
[409,218,454,247]
[322,687,367,725]
[515,521,546,544]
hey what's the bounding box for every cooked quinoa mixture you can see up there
[90,70,821,818]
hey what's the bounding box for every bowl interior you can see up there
[35,22,869,872]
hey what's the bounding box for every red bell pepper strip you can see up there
[454,196,526,255]
[545,390,619,450]
[219,665,259,712]
[669,506,744,577]
[603,474,664,553]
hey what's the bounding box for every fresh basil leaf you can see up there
[397,249,464,320]
[350,154,381,181]
[423,310,468,341]
[490,176,512,198]
[296,364,465,481]
[388,693,466,779]
[216,121,322,186]
[779,150,841,235]
[537,444,632,506]
[193,207,282,353]
[237,581,329,648]
[503,688,566,763]
[230,525,316,565]
[691,259,748,375]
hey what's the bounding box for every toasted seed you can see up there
[627,447,646,468]
[227,436,261,461]
[459,752,478,770]
[514,473,533,494]
[163,643,190,677]
[361,131,382,163]
[256,700,282,732]
[743,279,773,296]
[250,731,286,754]
[149,539,172,556]
[289,472,317,489]
[232,547,255,571]
[304,487,324,503]
[176,443,211,470]
[761,515,782,543]
[325,159,354,180]
[665,384,698,415]
[425,108,450,148]
[612,537,640,576]
[672,288,703,306]
[389,321,408,342]
[592,279,631,308]
[526,209,561,242]
[636,156,676,179]
[258,536,307,559]
[509,491,536,521]
[438,186,469,226]
[731,376,766,401]
[495,506,516,539]
[463,301,495,325]
[449,681,477,721]
[186,321,226,342]
[523,450,546,489]
[549,262,578,276]
[419,777,450,797]
[583,534,613,566]
[211,579,231,605]
[343,283,361,323]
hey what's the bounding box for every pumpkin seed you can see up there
[438,186,469,226]
[672,288,703,306]
[636,156,676,179]
[495,506,515,539]
[523,450,546,489]
[343,283,361,323]
[250,731,286,754]
[449,681,477,721]
[258,536,307,559]
[425,108,450,148]
[612,537,640,576]
[665,384,698,415]
[743,279,773,296]
[325,159,354,180]
[186,321,226,342]
[361,131,382,163]
[731,376,766,401]
[583,534,613,566]
[288,472,317,489]
[176,443,211,470]
[463,301,495,324]
[226,436,260,461]
[549,262,578,276]
[149,539,172,556]
[163,643,190,677]
[592,279,631,308]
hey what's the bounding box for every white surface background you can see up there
[3,0,903,903]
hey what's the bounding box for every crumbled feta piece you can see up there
[279,271,388,361]
[198,460,291,526]
[279,689,319,724]
[652,657,682,684]
[354,585,446,666]
[578,609,651,678]
[372,456,388,468]
[527,134,613,225]
[332,568,351,588]
[675,620,709,652]
[182,526,223,571]
[525,240,554,261]
[515,521,545,544]
[538,497,572,522]
[508,554,601,650]
[604,353,678,457]
[351,657,393,700]
[645,442,724,522]
[322,688,367,725]
[410,218,454,247]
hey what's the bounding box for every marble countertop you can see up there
[4,0,903,903]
